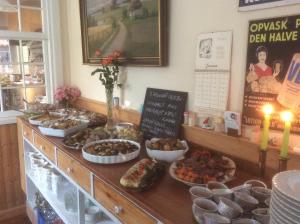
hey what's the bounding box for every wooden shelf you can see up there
[26,171,78,224]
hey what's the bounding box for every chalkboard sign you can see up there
[140,88,188,139]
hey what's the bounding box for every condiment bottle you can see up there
[188,112,196,126]
[183,111,189,125]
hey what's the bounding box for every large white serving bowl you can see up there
[145,139,189,163]
[82,139,140,164]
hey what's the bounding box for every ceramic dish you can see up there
[169,156,236,186]
[82,139,140,164]
[38,122,88,137]
[115,122,135,131]
[28,113,62,126]
[145,139,189,162]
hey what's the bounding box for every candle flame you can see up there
[281,111,293,122]
[262,104,274,115]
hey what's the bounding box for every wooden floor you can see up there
[0,215,31,224]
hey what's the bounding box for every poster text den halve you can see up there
[249,19,300,43]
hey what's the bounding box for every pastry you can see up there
[120,159,164,190]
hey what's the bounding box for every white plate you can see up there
[273,170,300,202]
[271,197,299,223]
[272,188,300,210]
[270,207,290,224]
[272,191,300,215]
[145,139,189,163]
[169,156,236,186]
[270,201,298,224]
[271,195,300,220]
[272,185,300,208]
[82,139,140,164]
[38,122,88,137]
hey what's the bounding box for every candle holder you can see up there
[258,148,268,178]
[278,157,289,172]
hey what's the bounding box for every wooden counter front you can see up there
[18,118,264,224]
[0,122,25,218]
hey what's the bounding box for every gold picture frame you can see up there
[79,0,168,66]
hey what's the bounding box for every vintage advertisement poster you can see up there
[239,0,300,11]
[242,15,300,133]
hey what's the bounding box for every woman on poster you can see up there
[249,46,272,77]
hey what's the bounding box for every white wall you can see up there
[60,0,300,113]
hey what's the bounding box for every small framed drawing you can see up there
[195,31,233,71]
[79,0,168,66]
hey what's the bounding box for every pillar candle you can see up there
[260,114,271,150]
[280,120,292,158]
[280,111,293,159]
[260,104,273,150]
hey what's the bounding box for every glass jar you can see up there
[64,185,78,213]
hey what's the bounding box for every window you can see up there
[0,0,61,111]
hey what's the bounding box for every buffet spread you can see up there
[20,106,273,224]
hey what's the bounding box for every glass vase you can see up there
[105,86,114,130]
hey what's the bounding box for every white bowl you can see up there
[115,122,135,131]
[85,206,100,222]
[145,139,188,162]
[82,139,141,164]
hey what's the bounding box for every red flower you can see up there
[107,55,113,63]
[94,49,101,57]
[113,50,121,58]
[101,58,109,65]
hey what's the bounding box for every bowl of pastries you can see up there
[145,138,189,163]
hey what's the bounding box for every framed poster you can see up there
[242,15,300,133]
[79,0,168,66]
[239,0,300,11]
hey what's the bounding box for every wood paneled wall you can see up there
[0,124,25,214]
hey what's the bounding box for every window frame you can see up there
[0,0,63,111]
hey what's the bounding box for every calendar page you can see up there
[194,30,232,116]
[194,71,230,113]
[195,31,232,71]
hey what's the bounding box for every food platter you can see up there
[82,139,140,164]
[38,120,88,137]
[28,113,63,126]
[169,155,236,186]
[63,127,110,150]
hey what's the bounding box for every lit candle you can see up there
[280,111,293,158]
[260,104,274,150]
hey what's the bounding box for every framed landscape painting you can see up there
[79,0,168,66]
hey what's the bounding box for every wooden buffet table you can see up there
[18,118,265,224]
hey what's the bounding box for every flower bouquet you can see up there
[91,50,122,129]
[54,85,81,108]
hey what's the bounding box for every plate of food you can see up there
[169,150,236,186]
[63,127,110,150]
[120,158,164,191]
[116,126,143,142]
[29,113,63,126]
[38,119,88,137]
[82,139,140,164]
[146,138,189,162]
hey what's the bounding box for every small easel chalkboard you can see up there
[140,88,188,139]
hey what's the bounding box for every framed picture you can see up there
[79,0,168,66]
